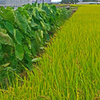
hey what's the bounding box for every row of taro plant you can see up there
[0,2,71,86]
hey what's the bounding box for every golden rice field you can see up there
[0,5,100,100]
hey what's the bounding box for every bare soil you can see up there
[71,8,78,15]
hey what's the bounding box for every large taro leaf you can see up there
[24,53,32,71]
[3,20,14,35]
[0,31,14,46]
[6,6,14,10]
[23,15,31,32]
[0,16,3,21]
[17,7,29,19]
[51,5,57,15]
[40,21,51,31]
[30,19,37,28]
[34,30,43,43]
[35,9,42,20]
[15,11,27,33]
[33,8,42,21]
[31,57,41,63]
[14,29,23,45]
[0,23,7,33]
[0,6,15,23]
[34,1,38,7]
[22,3,31,10]
[42,5,51,15]
[32,19,42,30]
[24,45,32,55]
[31,45,36,56]
[15,44,24,60]
[25,37,31,49]
[0,28,7,34]
[31,30,44,52]
[27,8,33,17]
[38,8,47,21]
[15,11,31,36]
[31,40,37,56]
[39,3,43,8]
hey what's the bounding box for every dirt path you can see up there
[71,7,78,15]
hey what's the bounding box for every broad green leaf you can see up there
[40,30,43,38]
[31,46,36,56]
[0,32,14,46]
[36,9,42,20]
[0,28,7,34]
[1,63,10,67]
[31,41,36,56]
[22,3,31,10]
[42,5,51,15]
[0,6,15,23]
[24,45,32,55]
[30,19,37,28]
[6,6,14,10]
[26,37,31,49]
[34,1,38,7]
[33,19,42,29]
[24,53,32,62]
[14,29,23,45]
[0,16,3,21]
[15,44,24,60]
[23,15,31,32]
[24,53,32,71]
[39,47,45,50]
[40,21,45,30]
[40,21,50,31]
[27,8,33,17]
[33,8,42,21]
[3,20,14,35]
[31,57,41,62]
[15,12,31,36]
[39,3,43,8]
[17,7,29,19]
[0,23,5,30]
[15,11,27,33]
[35,31,42,42]
[51,5,57,14]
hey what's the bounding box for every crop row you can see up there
[0,2,71,86]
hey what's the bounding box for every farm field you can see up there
[0,5,100,100]
[0,3,71,86]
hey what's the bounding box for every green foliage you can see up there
[0,2,71,86]
[0,6,15,23]
[0,31,14,46]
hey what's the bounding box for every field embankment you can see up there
[0,5,100,100]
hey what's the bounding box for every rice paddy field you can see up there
[0,5,100,100]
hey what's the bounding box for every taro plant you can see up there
[0,2,71,86]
